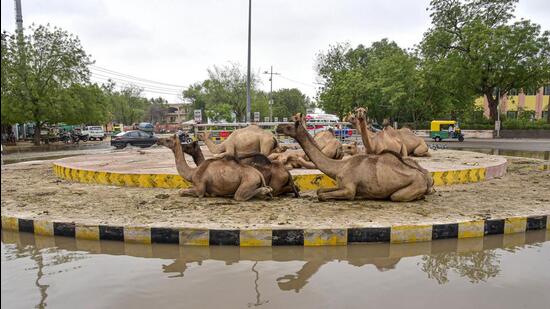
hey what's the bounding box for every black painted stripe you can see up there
[99,225,124,241]
[272,229,304,246]
[526,216,547,231]
[18,219,34,233]
[209,230,240,246]
[54,222,75,237]
[347,227,391,243]
[432,223,458,240]
[484,219,505,235]
[151,227,179,244]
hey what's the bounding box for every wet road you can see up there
[2,231,549,309]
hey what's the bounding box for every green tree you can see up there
[145,97,169,124]
[103,83,149,125]
[1,25,93,145]
[271,88,309,119]
[421,0,550,121]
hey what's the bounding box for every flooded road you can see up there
[2,231,549,308]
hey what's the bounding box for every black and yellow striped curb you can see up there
[2,215,547,246]
[52,161,507,190]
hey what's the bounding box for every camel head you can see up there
[276,113,305,138]
[196,131,210,141]
[272,144,289,153]
[157,134,178,150]
[355,107,368,120]
[181,141,201,155]
[342,141,358,155]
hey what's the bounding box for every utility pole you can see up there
[263,66,280,121]
[246,0,252,123]
[14,0,23,32]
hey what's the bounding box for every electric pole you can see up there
[246,0,252,123]
[263,66,280,122]
[14,0,23,32]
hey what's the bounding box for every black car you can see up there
[111,130,159,149]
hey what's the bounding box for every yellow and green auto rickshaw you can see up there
[430,120,464,142]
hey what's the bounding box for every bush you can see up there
[502,119,550,130]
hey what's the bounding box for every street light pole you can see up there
[263,66,280,121]
[246,0,252,123]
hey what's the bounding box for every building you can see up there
[163,101,193,124]
[475,85,550,119]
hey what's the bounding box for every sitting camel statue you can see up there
[197,125,286,157]
[381,120,430,157]
[158,135,273,201]
[179,141,299,197]
[276,114,434,202]
[346,108,408,157]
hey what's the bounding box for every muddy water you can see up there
[2,231,549,309]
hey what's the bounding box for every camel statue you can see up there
[381,120,430,157]
[179,141,299,197]
[276,114,434,201]
[157,135,273,201]
[197,125,286,157]
[347,108,408,157]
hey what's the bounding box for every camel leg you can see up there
[400,144,408,157]
[413,144,430,157]
[389,183,426,202]
[296,157,317,169]
[178,188,198,197]
[234,183,273,201]
[317,187,340,194]
[317,186,356,201]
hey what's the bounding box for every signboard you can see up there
[283,117,288,122]
[194,110,202,123]
[254,112,260,122]
[274,117,279,122]
[494,120,500,131]
[264,117,269,122]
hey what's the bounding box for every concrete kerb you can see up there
[2,214,547,247]
[51,159,508,190]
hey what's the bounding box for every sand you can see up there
[1,157,549,229]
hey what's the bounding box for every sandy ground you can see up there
[1,157,549,229]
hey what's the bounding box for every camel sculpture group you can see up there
[157,109,433,202]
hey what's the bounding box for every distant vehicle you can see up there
[305,113,339,134]
[112,123,124,135]
[82,126,105,141]
[138,122,154,133]
[430,120,464,142]
[110,130,159,149]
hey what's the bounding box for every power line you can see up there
[278,75,318,88]
[90,77,182,96]
[90,72,184,93]
[90,65,187,88]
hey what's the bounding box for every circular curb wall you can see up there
[2,214,547,247]
[52,160,508,190]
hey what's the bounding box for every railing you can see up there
[190,122,363,144]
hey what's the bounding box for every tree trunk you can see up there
[33,122,41,146]
[486,94,499,122]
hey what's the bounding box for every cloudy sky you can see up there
[2,0,549,102]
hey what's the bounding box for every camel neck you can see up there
[187,144,205,166]
[358,118,374,153]
[172,142,196,181]
[202,135,224,154]
[294,125,343,178]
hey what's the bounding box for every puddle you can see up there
[2,230,549,308]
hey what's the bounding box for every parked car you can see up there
[82,126,106,141]
[110,130,159,149]
[138,122,154,133]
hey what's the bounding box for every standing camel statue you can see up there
[381,120,430,157]
[346,108,408,157]
[180,141,299,197]
[158,135,273,201]
[197,125,286,157]
[276,114,434,201]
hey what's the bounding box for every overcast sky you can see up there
[2,0,549,103]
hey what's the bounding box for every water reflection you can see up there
[453,148,550,161]
[1,230,548,308]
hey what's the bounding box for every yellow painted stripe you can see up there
[504,217,527,234]
[33,220,54,236]
[123,226,151,244]
[1,216,19,231]
[179,228,209,246]
[304,229,347,246]
[75,224,100,240]
[240,229,272,247]
[391,225,432,243]
[458,220,485,238]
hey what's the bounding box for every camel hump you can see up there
[238,153,272,166]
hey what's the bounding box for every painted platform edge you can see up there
[2,214,546,247]
[52,159,507,190]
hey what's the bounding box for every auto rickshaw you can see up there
[430,120,464,142]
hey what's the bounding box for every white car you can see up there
[82,126,105,141]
